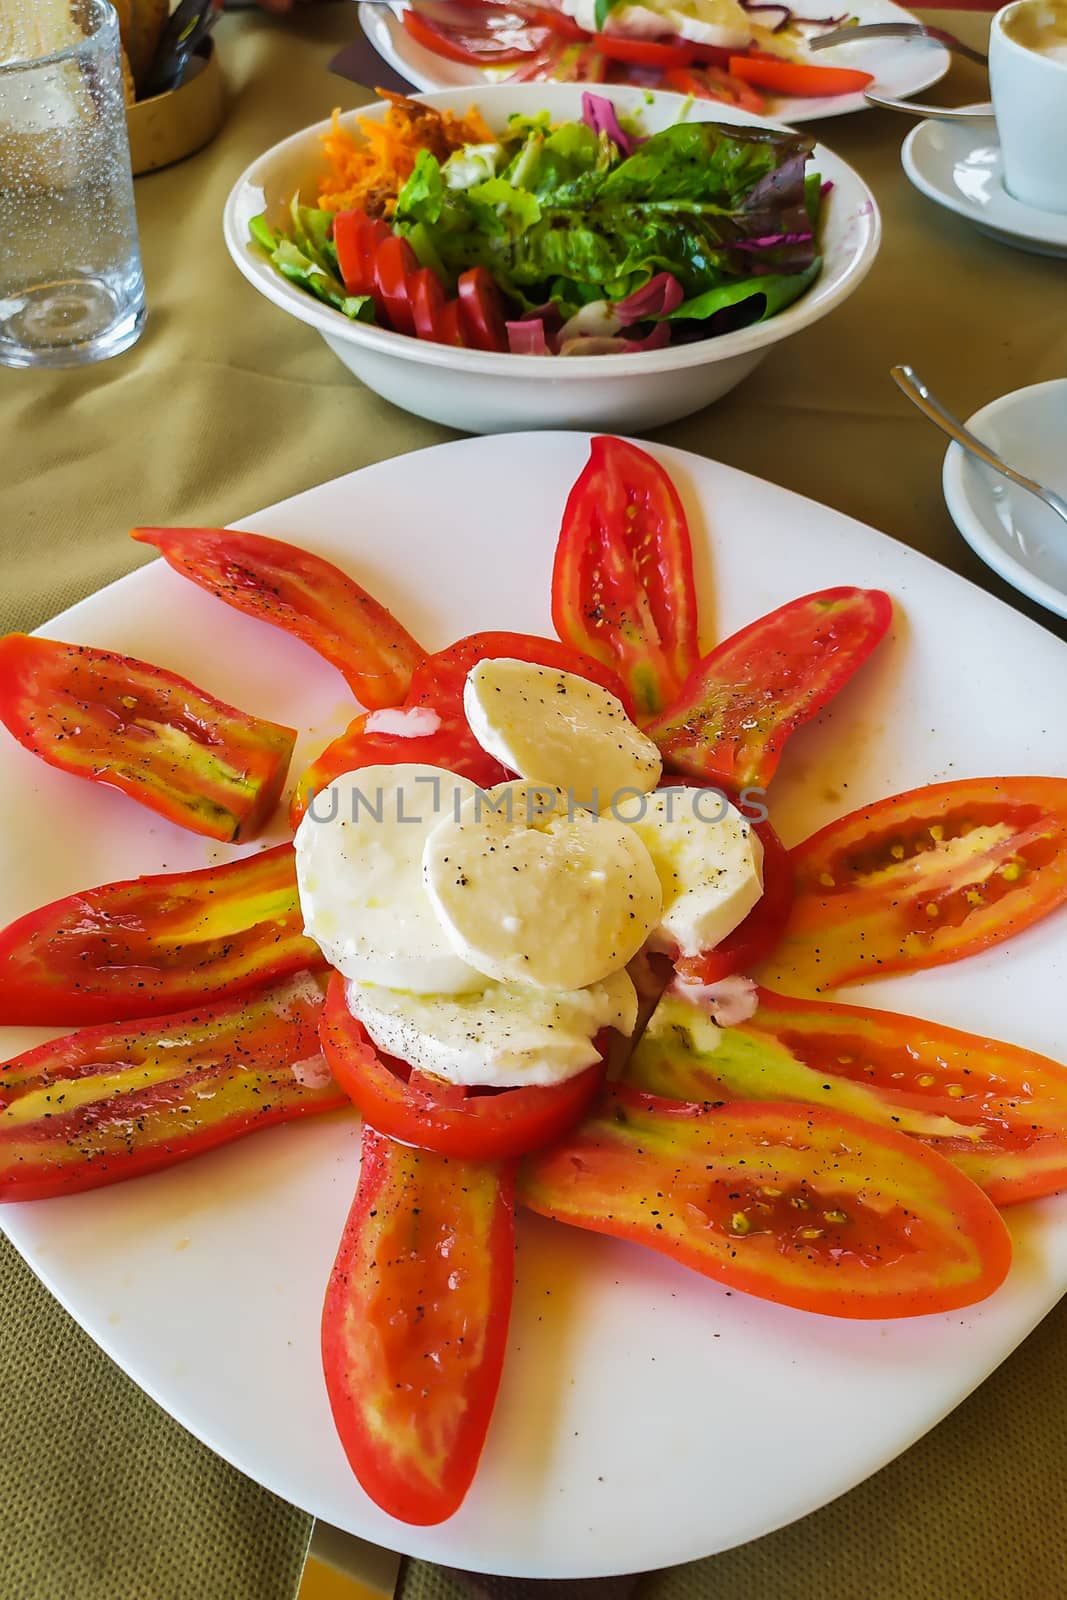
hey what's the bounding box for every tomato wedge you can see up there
[0,634,295,843]
[648,588,892,792]
[333,210,391,296]
[409,266,447,343]
[373,235,421,336]
[519,1087,1012,1318]
[319,973,604,1160]
[632,986,1067,1207]
[767,777,1067,993]
[0,974,342,1201]
[673,813,793,983]
[728,54,874,96]
[0,843,325,1027]
[290,629,627,826]
[456,267,508,353]
[132,527,426,710]
[322,1127,514,1524]
[552,437,700,722]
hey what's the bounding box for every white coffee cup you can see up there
[990,1,1067,214]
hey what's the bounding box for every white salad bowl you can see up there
[223,84,881,435]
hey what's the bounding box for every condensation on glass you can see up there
[0,0,146,368]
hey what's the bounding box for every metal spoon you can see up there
[864,90,994,118]
[891,365,1067,530]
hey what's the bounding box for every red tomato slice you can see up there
[648,587,892,791]
[456,267,508,353]
[663,63,765,111]
[409,266,447,342]
[628,984,1067,1208]
[728,54,874,96]
[319,973,605,1160]
[438,298,467,347]
[289,709,506,830]
[289,630,617,826]
[332,209,380,296]
[551,436,701,722]
[0,634,295,843]
[674,812,793,984]
[519,1086,1012,1318]
[0,843,325,1027]
[591,32,694,67]
[373,234,420,336]
[323,1127,514,1524]
[0,974,342,1201]
[401,4,553,63]
[132,526,426,709]
[767,777,1067,993]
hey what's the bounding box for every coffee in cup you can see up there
[990,1,1067,214]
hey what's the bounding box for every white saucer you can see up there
[902,115,1067,257]
[942,378,1067,619]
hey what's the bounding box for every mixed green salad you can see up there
[250,93,826,356]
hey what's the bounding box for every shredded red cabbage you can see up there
[739,0,850,28]
[581,92,639,157]
[731,230,814,250]
[615,272,685,324]
[821,178,834,196]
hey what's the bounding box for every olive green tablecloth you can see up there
[2,8,1066,1598]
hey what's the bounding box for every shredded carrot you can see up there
[316,92,495,219]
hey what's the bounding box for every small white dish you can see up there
[943,378,1067,619]
[902,114,1067,257]
[223,84,880,435]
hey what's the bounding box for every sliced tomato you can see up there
[0,974,342,1201]
[518,1086,1012,1318]
[408,628,629,711]
[409,266,447,343]
[333,210,390,296]
[552,436,700,722]
[438,298,467,347]
[319,972,604,1160]
[289,709,505,830]
[0,634,295,843]
[456,267,508,353]
[373,235,420,336]
[0,843,325,1027]
[132,526,426,710]
[290,628,632,826]
[768,777,1067,993]
[322,1127,514,1524]
[663,63,765,111]
[627,985,1067,1208]
[402,5,550,64]
[648,588,892,791]
[728,54,874,96]
[591,32,693,67]
[674,813,793,983]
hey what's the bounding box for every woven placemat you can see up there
[0,1234,312,1600]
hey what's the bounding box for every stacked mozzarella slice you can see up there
[296,660,764,1087]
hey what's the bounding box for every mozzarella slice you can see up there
[346,967,639,1088]
[294,763,484,995]
[463,658,661,810]
[610,787,764,959]
[423,781,663,991]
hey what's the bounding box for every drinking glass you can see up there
[0,0,147,368]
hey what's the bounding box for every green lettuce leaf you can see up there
[669,259,821,325]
